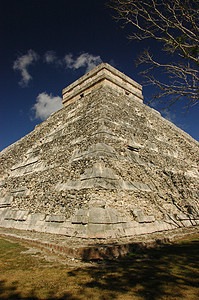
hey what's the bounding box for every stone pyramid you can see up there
[0,63,199,240]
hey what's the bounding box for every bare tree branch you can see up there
[108,0,199,109]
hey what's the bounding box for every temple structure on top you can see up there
[0,63,198,243]
[62,63,143,106]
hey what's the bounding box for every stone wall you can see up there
[0,84,198,239]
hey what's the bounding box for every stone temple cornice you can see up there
[62,63,143,106]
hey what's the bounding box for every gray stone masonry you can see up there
[0,63,198,241]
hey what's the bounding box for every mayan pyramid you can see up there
[0,63,199,240]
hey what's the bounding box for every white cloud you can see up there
[162,109,176,123]
[43,50,57,63]
[32,92,62,121]
[13,50,102,87]
[13,50,39,87]
[43,50,63,66]
[64,53,74,68]
[64,52,102,73]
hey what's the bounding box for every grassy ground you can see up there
[0,235,199,299]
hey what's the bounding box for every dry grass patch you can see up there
[0,235,199,299]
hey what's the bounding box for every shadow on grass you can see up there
[0,279,77,300]
[69,239,199,299]
[0,238,199,299]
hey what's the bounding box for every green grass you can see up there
[0,235,199,299]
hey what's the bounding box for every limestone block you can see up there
[0,196,13,208]
[64,178,118,190]
[127,145,140,153]
[11,161,45,177]
[32,221,47,232]
[3,210,16,220]
[72,215,88,224]
[26,213,46,223]
[10,187,30,196]
[92,124,116,137]
[66,180,84,190]
[146,141,159,152]
[174,213,196,221]
[0,208,10,220]
[65,115,81,126]
[185,168,199,178]
[43,125,65,143]
[85,226,117,239]
[133,209,155,223]
[44,222,63,234]
[86,223,106,234]
[10,148,42,176]
[124,227,136,237]
[55,182,69,191]
[45,215,66,223]
[71,208,88,224]
[131,182,151,192]
[90,143,116,155]
[155,221,170,231]
[61,221,75,233]
[119,180,138,190]
[180,220,194,227]
[70,143,117,162]
[88,207,118,224]
[88,178,118,189]
[58,227,73,236]
[118,180,151,191]
[31,221,47,232]
[14,222,29,231]
[126,151,147,166]
[157,220,177,231]
[72,206,125,226]
[11,157,38,171]
[89,200,106,208]
[4,209,29,221]
[112,224,126,236]
[62,219,74,226]
[132,225,145,235]
[1,219,16,228]
[70,136,85,145]
[124,221,139,229]
[81,163,119,180]
[63,170,151,191]
[133,209,144,222]
[16,210,29,221]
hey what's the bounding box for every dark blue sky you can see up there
[0,0,198,151]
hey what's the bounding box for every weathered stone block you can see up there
[26,213,46,223]
[133,209,155,223]
[0,196,13,208]
[45,215,66,223]
[4,209,29,221]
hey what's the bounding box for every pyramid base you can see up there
[0,224,199,260]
